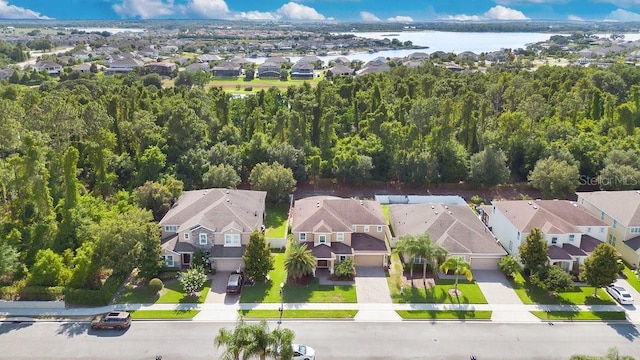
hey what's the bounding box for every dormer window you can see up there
[318,235,327,244]
[364,225,370,232]
[336,233,344,242]
[377,225,383,232]
[199,233,208,245]
[164,225,178,232]
[299,232,307,241]
[184,233,190,240]
[569,234,575,242]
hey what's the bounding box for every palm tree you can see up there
[214,317,250,360]
[415,233,448,285]
[394,234,421,282]
[271,327,295,360]
[439,256,473,295]
[284,241,315,283]
[243,320,277,360]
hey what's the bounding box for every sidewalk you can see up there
[1,302,637,323]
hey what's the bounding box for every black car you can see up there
[226,272,244,294]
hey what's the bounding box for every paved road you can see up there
[17,47,75,69]
[0,320,637,359]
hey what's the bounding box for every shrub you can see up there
[334,258,356,279]
[19,286,65,301]
[498,256,521,279]
[244,86,253,91]
[148,278,164,294]
[64,273,127,306]
[178,266,207,296]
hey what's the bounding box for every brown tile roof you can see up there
[548,245,573,261]
[351,233,389,253]
[160,189,266,234]
[389,204,505,256]
[578,191,640,227]
[492,200,605,234]
[579,235,602,253]
[291,196,385,233]
[308,243,332,259]
[562,243,587,257]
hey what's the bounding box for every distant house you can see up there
[290,196,391,273]
[105,57,144,74]
[72,49,92,61]
[33,61,63,75]
[159,188,267,271]
[291,62,314,79]
[332,56,351,66]
[184,63,210,72]
[326,65,354,78]
[212,61,241,77]
[197,54,221,63]
[357,64,390,76]
[71,63,92,73]
[257,62,281,78]
[0,68,16,80]
[457,51,479,61]
[577,191,640,268]
[485,200,608,272]
[389,200,506,270]
[144,61,176,76]
[407,52,430,60]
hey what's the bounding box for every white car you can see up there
[606,285,634,305]
[292,344,315,360]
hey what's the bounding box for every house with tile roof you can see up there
[389,201,506,270]
[577,190,640,268]
[486,199,608,272]
[33,61,62,75]
[290,196,391,274]
[105,57,144,74]
[159,188,266,271]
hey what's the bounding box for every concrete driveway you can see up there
[204,271,241,305]
[473,270,522,304]
[354,267,392,304]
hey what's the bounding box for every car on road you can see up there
[91,311,131,330]
[292,344,315,360]
[226,272,244,294]
[606,285,634,305]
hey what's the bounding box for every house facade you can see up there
[290,196,391,274]
[389,201,507,270]
[257,62,281,78]
[144,62,176,76]
[577,190,640,268]
[159,188,267,271]
[485,200,608,272]
[33,61,62,75]
[212,61,241,77]
[105,58,144,74]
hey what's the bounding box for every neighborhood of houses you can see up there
[157,188,640,277]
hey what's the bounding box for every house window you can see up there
[377,225,383,232]
[352,225,357,232]
[318,235,327,244]
[608,234,616,246]
[224,234,241,247]
[364,225,370,232]
[413,256,424,264]
[600,228,605,233]
[508,240,512,252]
[299,233,307,242]
[336,233,344,242]
[587,227,591,233]
[551,237,558,245]
[164,255,174,267]
[632,228,640,234]
[184,233,189,240]
[600,211,605,220]
[517,232,520,240]
[199,233,208,245]
[338,255,347,263]
[569,234,575,242]
[613,220,617,229]
[164,225,178,232]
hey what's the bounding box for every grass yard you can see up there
[396,310,492,320]
[240,253,357,303]
[530,311,627,321]
[510,272,615,305]
[129,310,200,319]
[387,253,487,304]
[623,265,640,294]
[115,279,212,304]
[265,203,289,238]
[380,204,390,224]
[239,310,357,319]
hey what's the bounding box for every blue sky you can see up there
[2,0,640,22]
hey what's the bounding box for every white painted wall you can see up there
[488,207,522,258]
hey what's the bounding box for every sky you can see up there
[3,0,640,22]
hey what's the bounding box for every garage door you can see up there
[214,258,243,272]
[354,254,384,267]
[470,257,499,270]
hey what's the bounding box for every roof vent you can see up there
[431,205,435,209]
[434,211,438,215]
[527,201,532,205]
[360,200,364,205]
[444,205,449,209]
[448,211,453,215]
[226,190,230,194]
[532,205,538,210]
[573,203,578,207]
[226,198,230,202]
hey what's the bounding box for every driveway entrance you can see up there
[355,267,392,304]
[473,270,521,304]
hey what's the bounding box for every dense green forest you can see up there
[1,60,640,300]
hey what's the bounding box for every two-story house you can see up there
[577,190,640,268]
[33,61,62,75]
[486,200,608,272]
[290,196,391,274]
[105,57,144,74]
[159,188,267,271]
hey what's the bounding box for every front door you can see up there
[182,253,191,266]
[317,260,328,268]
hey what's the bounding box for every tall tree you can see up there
[249,162,296,204]
[394,234,421,281]
[518,228,548,274]
[468,147,510,187]
[528,157,580,199]
[242,230,274,283]
[580,243,619,297]
[284,241,315,283]
[215,317,251,360]
[439,256,473,294]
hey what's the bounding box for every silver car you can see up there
[606,285,634,305]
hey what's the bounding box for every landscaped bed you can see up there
[128,310,200,320]
[396,310,492,320]
[238,310,357,319]
[509,272,615,305]
[530,311,627,321]
[240,253,357,303]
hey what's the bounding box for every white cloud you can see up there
[596,0,640,8]
[113,0,176,19]
[567,14,584,21]
[0,1,51,19]
[387,15,414,22]
[235,10,279,20]
[360,11,380,22]
[444,5,529,21]
[277,2,327,20]
[606,8,640,21]
[494,0,569,4]
[188,0,229,18]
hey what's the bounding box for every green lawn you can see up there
[381,204,390,224]
[129,310,199,319]
[265,203,289,238]
[623,265,640,294]
[240,253,357,303]
[239,310,357,319]
[530,311,627,321]
[510,272,614,305]
[396,310,492,320]
[115,279,212,304]
[387,253,487,304]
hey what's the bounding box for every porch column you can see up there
[329,260,334,274]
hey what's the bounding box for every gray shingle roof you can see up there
[211,245,246,258]
[292,196,385,233]
[548,245,573,260]
[578,191,640,227]
[351,233,388,253]
[579,235,602,253]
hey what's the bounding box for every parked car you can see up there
[226,272,244,294]
[606,285,634,305]
[91,311,131,330]
[292,344,315,360]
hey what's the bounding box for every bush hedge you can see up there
[0,285,65,301]
[64,273,127,306]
